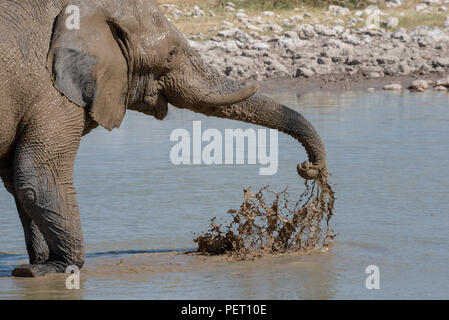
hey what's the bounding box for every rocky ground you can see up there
[161,0,449,92]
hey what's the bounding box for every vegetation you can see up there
[159,0,373,11]
[157,0,447,37]
[216,0,372,10]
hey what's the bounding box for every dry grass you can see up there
[380,0,447,30]
[159,0,371,10]
[398,12,447,29]
[156,0,448,37]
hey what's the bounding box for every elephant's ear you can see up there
[47,9,128,131]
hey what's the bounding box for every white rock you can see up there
[324,38,352,50]
[333,25,345,34]
[189,33,204,41]
[399,63,412,74]
[248,31,260,39]
[252,15,264,24]
[283,31,298,38]
[290,15,304,23]
[245,24,263,32]
[328,5,350,17]
[315,24,336,36]
[367,72,382,79]
[221,20,234,28]
[349,17,362,24]
[251,42,270,50]
[436,76,449,86]
[280,19,292,28]
[344,34,363,45]
[415,4,428,11]
[391,29,411,42]
[364,6,382,17]
[226,2,236,7]
[187,39,198,47]
[279,38,308,52]
[385,0,403,8]
[434,85,448,91]
[192,5,205,17]
[267,60,289,73]
[296,67,314,78]
[427,27,449,41]
[216,40,239,50]
[261,11,275,17]
[267,23,283,34]
[171,9,183,18]
[218,29,238,38]
[225,6,236,12]
[386,16,399,28]
[383,83,402,90]
[408,79,429,91]
[295,24,316,39]
[234,30,253,43]
[236,12,248,20]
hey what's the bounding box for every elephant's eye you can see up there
[165,47,178,69]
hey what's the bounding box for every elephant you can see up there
[0,0,328,277]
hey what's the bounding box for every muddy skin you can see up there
[194,175,335,260]
[0,0,330,276]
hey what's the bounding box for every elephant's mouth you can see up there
[143,92,169,120]
[129,89,169,120]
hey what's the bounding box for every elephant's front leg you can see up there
[12,150,85,277]
[15,198,50,264]
[11,109,85,277]
[0,169,49,264]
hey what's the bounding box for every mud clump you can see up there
[194,173,335,260]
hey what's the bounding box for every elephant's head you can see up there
[47,0,326,180]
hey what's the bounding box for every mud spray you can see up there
[194,172,335,260]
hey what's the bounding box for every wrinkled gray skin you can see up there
[0,0,327,277]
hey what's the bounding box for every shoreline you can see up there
[257,72,449,95]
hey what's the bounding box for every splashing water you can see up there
[194,172,336,260]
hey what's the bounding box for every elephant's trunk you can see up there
[161,51,327,180]
[206,92,327,180]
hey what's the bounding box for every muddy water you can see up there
[1,90,448,299]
